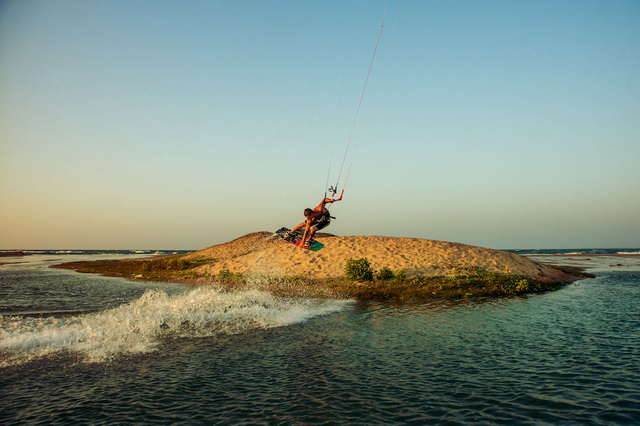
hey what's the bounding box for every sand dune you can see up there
[185,232,572,283]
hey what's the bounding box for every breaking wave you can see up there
[0,287,350,367]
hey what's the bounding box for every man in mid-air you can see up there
[290,196,340,247]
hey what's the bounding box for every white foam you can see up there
[0,288,351,367]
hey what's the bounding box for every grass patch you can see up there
[329,264,570,300]
[51,255,210,281]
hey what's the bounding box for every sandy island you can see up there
[55,232,586,300]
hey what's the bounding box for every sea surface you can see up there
[1,249,639,424]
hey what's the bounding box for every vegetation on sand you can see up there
[52,255,586,301]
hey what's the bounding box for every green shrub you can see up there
[345,258,374,281]
[218,268,244,283]
[394,270,407,281]
[376,267,394,280]
[181,270,198,279]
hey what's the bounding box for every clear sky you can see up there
[1,0,639,250]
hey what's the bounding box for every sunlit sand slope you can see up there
[185,232,573,282]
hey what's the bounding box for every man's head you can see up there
[304,208,313,217]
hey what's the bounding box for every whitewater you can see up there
[0,254,349,368]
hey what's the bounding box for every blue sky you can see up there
[1,0,639,250]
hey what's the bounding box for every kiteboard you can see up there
[274,227,324,251]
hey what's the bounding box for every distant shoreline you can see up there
[0,251,29,257]
[528,253,640,258]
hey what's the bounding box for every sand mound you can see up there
[186,233,572,283]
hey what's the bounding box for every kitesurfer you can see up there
[290,196,340,247]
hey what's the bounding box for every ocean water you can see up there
[1,251,639,424]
